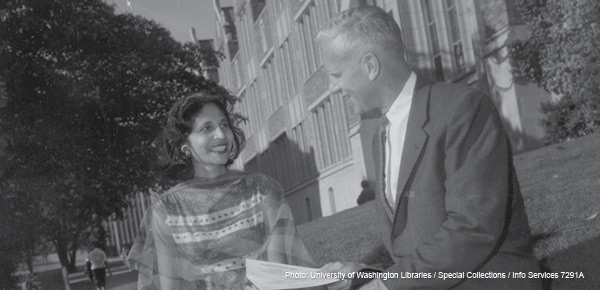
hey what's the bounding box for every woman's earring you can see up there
[181,146,191,159]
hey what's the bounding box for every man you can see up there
[84,257,95,284]
[317,6,540,289]
[357,180,375,205]
[88,242,112,290]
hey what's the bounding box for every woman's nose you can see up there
[214,127,226,139]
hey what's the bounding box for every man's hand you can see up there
[320,262,367,290]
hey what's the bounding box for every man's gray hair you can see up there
[317,6,404,60]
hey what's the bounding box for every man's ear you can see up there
[361,52,380,81]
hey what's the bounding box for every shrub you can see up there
[540,96,600,144]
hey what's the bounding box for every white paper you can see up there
[246,259,342,290]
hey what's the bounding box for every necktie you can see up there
[380,116,394,208]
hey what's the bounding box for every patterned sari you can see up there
[127,171,317,289]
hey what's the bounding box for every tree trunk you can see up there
[67,234,79,272]
[54,238,70,270]
[25,248,34,273]
[96,219,107,250]
[67,246,77,272]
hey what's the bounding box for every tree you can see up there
[0,0,226,275]
[508,0,600,143]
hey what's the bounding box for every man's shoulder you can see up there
[89,249,106,261]
[419,82,492,117]
[424,82,485,103]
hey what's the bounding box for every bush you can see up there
[540,96,600,144]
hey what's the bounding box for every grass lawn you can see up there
[37,133,600,290]
[298,132,600,289]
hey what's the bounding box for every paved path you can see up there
[17,254,138,290]
[69,264,137,290]
[68,263,131,284]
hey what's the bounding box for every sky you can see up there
[107,0,221,43]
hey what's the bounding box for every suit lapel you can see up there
[390,76,431,236]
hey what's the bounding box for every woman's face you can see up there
[184,103,234,171]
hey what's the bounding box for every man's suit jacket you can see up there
[365,76,541,289]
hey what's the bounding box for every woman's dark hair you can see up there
[157,90,246,179]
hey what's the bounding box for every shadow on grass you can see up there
[536,235,600,290]
[300,199,600,290]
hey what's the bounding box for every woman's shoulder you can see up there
[149,182,191,210]
[238,171,282,188]
[158,182,187,199]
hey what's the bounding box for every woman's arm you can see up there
[127,200,183,289]
[260,175,317,267]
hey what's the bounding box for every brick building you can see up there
[212,0,552,223]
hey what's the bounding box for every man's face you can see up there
[321,44,378,113]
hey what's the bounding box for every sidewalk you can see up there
[68,261,131,284]
[17,253,137,290]
[16,252,125,274]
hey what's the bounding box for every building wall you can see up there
[215,0,360,224]
[214,0,552,222]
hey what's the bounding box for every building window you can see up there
[291,122,317,181]
[269,58,282,110]
[233,58,242,89]
[278,40,297,99]
[446,0,465,74]
[305,197,313,222]
[237,91,249,134]
[323,99,339,164]
[258,18,268,54]
[222,7,238,58]
[249,82,263,134]
[261,58,279,115]
[328,187,337,214]
[297,1,323,79]
[274,0,283,14]
[331,94,352,157]
[325,0,338,18]
[311,96,352,170]
[313,106,328,168]
[343,94,360,127]
[422,0,445,82]
[251,0,266,23]
[434,55,444,82]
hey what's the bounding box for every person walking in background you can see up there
[356,180,375,205]
[84,257,94,284]
[38,242,51,264]
[88,242,112,290]
[120,246,131,269]
[127,91,318,289]
[317,6,540,289]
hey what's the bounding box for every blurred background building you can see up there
[208,0,553,224]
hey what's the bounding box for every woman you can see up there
[127,91,317,289]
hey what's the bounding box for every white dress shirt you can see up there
[88,248,107,270]
[384,72,416,206]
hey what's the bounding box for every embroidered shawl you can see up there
[127,171,316,290]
